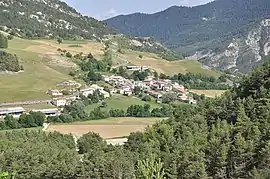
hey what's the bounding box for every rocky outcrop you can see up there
[196,19,270,73]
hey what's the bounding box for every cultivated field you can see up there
[46,117,163,139]
[191,90,227,98]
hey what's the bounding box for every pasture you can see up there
[85,95,161,113]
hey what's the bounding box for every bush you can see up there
[66,52,72,58]
[69,70,76,77]
[142,95,151,102]
[0,34,8,48]
[68,45,82,48]
[139,54,143,58]
[7,35,13,40]
[57,38,63,44]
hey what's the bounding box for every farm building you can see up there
[0,107,25,118]
[126,66,148,71]
[32,108,60,116]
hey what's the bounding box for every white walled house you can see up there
[80,88,95,97]
[52,98,67,107]
[100,90,110,98]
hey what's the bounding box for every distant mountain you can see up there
[0,0,117,40]
[105,0,270,73]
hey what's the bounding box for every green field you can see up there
[85,95,161,113]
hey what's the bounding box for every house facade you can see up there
[52,98,67,107]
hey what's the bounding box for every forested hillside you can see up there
[0,0,116,40]
[106,0,270,72]
[1,59,270,178]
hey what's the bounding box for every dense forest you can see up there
[1,59,270,178]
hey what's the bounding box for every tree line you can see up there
[159,72,232,90]
[47,100,173,124]
[0,112,45,130]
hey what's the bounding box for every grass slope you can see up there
[85,95,161,113]
[113,49,220,77]
[191,90,227,98]
[0,38,73,102]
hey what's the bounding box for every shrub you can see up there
[66,52,72,58]
[7,35,13,40]
[142,95,151,102]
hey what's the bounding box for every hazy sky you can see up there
[63,0,212,20]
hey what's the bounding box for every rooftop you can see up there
[0,107,25,115]
[32,108,59,113]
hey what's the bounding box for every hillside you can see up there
[0,0,116,40]
[105,0,270,73]
[0,36,218,102]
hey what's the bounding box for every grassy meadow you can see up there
[85,95,161,113]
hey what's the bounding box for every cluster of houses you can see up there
[0,75,196,118]
[102,75,197,104]
[47,84,110,107]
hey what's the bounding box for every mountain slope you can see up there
[105,0,270,72]
[0,0,116,40]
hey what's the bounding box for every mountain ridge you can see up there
[105,0,270,73]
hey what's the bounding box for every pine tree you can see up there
[206,119,231,178]
[136,155,165,179]
[0,34,8,48]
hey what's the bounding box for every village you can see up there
[0,66,196,118]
